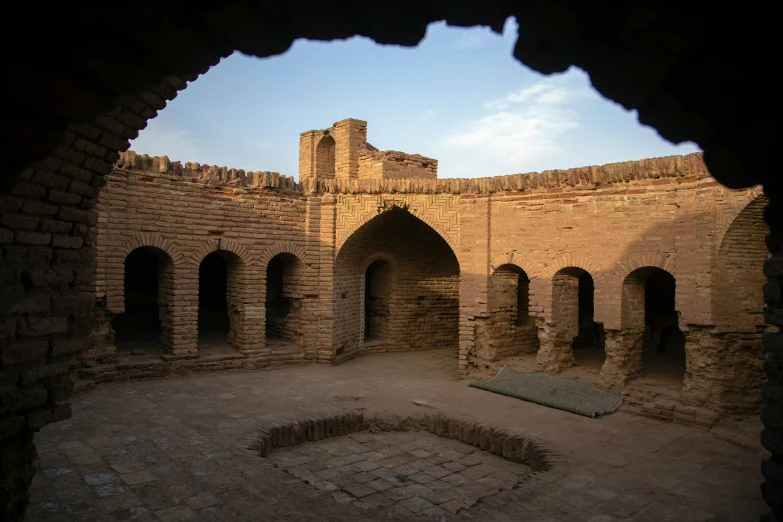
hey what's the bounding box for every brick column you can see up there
[302,195,322,361]
[761,183,783,521]
[457,194,490,377]
[534,322,576,373]
[600,329,643,388]
[332,119,367,180]
[169,266,198,355]
[319,195,337,363]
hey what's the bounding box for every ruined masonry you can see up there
[88,117,767,427]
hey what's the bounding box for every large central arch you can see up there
[333,206,460,361]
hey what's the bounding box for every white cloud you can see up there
[440,73,589,169]
[129,120,201,162]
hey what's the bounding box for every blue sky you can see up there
[130,18,700,180]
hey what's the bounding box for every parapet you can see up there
[114,149,710,198]
[114,150,300,191]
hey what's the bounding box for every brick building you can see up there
[88,118,767,426]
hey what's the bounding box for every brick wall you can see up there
[358,149,438,180]
[88,150,767,417]
[301,118,436,181]
[92,152,312,364]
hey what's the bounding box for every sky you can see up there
[130,18,700,180]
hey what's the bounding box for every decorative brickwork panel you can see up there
[335,194,459,256]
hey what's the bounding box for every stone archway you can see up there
[333,207,459,361]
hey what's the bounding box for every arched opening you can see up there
[477,265,539,367]
[315,135,336,179]
[364,259,393,343]
[546,267,603,371]
[573,271,605,369]
[265,253,304,352]
[334,207,459,360]
[622,267,685,384]
[198,250,244,353]
[711,195,769,409]
[112,247,173,353]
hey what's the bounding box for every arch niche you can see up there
[333,206,460,360]
[536,266,603,373]
[265,252,305,352]
[112,246,176,354]
[197,249,246,352]
[475,264,539,367]
[315,135,336,179]
[618,266,685,386]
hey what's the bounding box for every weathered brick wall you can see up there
[712,192,768,329]
[302,118,437,181]
[358,149,438,180]
[472,265,539,368]
[449,154,766,414]
[92,152,314,364]
[89,150,766,419]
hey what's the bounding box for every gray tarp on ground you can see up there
[469,366,624,418]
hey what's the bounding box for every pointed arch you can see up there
[714,187,765,249]
[712,193,768,327]
[336,194,459,259]
[334,206,460,360]
[541,254,602,281]
[120,232,184,264]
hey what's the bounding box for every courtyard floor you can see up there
[30,349,766,521]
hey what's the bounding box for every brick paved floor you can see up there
[29,349,766,521]
[269,430,533,517]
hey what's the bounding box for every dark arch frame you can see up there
[0,5,780,520]
[264,251,305,352]
[620,266,685,385]
[112,245,176,354]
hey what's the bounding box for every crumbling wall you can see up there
[473,265,538,368]
[92,152,315,365]
[358,149,437,180]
